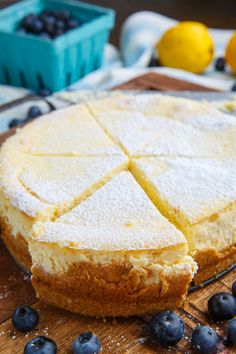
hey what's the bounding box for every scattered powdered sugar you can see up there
[134,156,236,223]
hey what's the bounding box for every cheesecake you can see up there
[0,133,127,269]
[88,93,236,157]
[0,92,235,317]
[30,172,196,316]
[131,156,236,283]
[7,103,122,156]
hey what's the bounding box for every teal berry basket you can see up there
[0,0,115,92]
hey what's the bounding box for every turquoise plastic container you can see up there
[0,0,115,91]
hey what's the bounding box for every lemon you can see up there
[157,21,214,74]
[226,32,236,74]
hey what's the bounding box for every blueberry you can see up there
[44,23,55,36]
[73,332,101,354]
[227,318,236,345]
[232,280,236,297]
[12,305,39,332]
[38,88,52,97]
[215,57,225,72]
[22,14,37,30]
[149,57,161,67]
[55,19,66,31]
[231,83,236,92]
[40,14,56,27]
[208,292,236,321]
[191,325,218,354]
[149,311,185,345]
[24,336,57,354]
[27,106,43,119]
[8,118,22,129]
[30,19,44,34]
[67,18,80,30]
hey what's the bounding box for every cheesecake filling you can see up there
[131,158,236,255]
[0,194,33,240]
[29,239,197,287]
[191,202,236,253]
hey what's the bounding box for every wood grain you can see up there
[115,72,220,91]
[0,75,235,353]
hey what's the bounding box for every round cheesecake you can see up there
[0,93,235,317]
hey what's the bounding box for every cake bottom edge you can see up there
[32,266,193,317]
[193,246,236,284]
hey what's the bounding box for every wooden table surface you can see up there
[1,0,236,46]
[0,73,235,353]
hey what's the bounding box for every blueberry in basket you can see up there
[17,9,80,39]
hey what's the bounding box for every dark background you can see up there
[1,0,236,45]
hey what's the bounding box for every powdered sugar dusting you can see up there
[14,103,122,156]
[93,95,236,157]
[133,156,236,223]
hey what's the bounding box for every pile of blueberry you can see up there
[9,105,43,129]
[12,305,101,353]
[149,280,236,353]
[11,280,236,353]
[215,57,236,91]
[17,10,80,40]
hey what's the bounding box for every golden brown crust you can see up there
[193,246,236,284]
[1,214,236,296]
[0,217,32,270]
[32,263,193,317]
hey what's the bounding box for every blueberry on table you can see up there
[232,280,236,297]
[73,332,101,354]
[24,336,57,354]
[149,57,161,67]
[27,106,43,119]
[38,88,52,97]
[67,18,80,30]
[149,311,185,345]
[231,83,236,92]
[12,305,39,332]
[208,292,236,321]
[8,118,22,129]
[227,318,236,345]
[191,325,218,354]
[215,57,225,72]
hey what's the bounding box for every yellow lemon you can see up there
[226,32,236,74]
[157,21,214,74]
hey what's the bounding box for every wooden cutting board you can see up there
[0,73,235,354]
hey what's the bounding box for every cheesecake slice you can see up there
[131,156,236,283]
[88,95,236,158]
[0,144,127,269]
[30,172,196,317]
[7,103,122,156]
